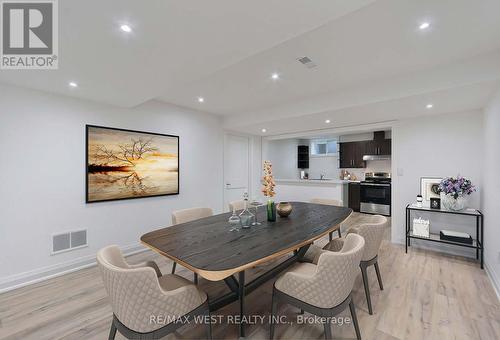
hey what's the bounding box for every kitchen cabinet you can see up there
[297,145,309,169]
[339,142,366,168]
[348,182,361,212]
[365,139,391,155]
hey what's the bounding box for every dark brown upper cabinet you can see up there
[297,145,309,169]
[339,142,366,168]
[365,139,391,156]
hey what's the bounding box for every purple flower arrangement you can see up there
[438,176,476,199]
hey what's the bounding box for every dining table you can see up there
[141,201,352,337]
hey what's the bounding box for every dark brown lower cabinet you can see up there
[348,182,360,212]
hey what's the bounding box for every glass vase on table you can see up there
[238,193,254,229]
[249,199,262,226]
[228,207,241,232]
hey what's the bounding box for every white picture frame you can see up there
[420,177,442,206]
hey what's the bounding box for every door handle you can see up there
[226,183,231,186]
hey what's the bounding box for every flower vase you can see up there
[267,200,276,222]
[441,192,467,211]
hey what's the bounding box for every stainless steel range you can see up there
[360,172,391,216]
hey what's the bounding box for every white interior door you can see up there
[224,133,249,212]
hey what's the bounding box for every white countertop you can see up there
[275,178,360,185]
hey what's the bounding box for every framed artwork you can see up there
[430,197,441,209]
[86,125,179,203]
[420,177,442,205]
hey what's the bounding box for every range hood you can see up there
[362,131,391,161]
[363,154,390,161]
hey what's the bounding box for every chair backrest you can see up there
[350,215,388,261]
[310,198,343,207]
[171,207,213,225]
[97,245,205,333]
[97,245,163,333]
[312,234,365,308]
[228,200,246,212]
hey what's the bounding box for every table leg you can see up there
[239,270,246,338]
[405,207,408,253]
[476,216,479,260]
[481,215,484,269]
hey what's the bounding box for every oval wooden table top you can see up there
[141,202,352,281]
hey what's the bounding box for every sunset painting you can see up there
[86,125,179,202]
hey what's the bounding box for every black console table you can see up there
[405,203,483,269]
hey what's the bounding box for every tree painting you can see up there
[86,126,179,202]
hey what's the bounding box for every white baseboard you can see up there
[485,262,500,301]
[0,243,147,294]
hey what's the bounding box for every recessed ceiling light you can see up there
[120,24,132,33]
[426,103,433,109]
[419,22,430,30]
[69,81,78,88]
[197,97,204,103]
[261,128,267,133]
[325,119,331,124]
[271,73,279,80]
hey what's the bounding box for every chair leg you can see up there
[205,307,212,340]
[349,300,362,340]
[360,266,373,315]
[329,231,333,242]
[374,261,384,290]
[171,262,177,274]
[338,228,342,238]
[194,273,198,285]
[108,320,117,340]
[323,320,332,340]
[270,292,277,340]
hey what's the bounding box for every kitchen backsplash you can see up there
[342,159,392,180]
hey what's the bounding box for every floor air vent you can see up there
[52,229,88,254]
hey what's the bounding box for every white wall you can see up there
[0,84,224,289]
[308,156,339,179]
[392,110,483,257]
[483,89,500,293]
[263,139,300,179]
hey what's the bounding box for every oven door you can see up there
[360,183,391,215]
[360,183,391,204]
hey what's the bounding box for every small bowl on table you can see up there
[276,202,292,218]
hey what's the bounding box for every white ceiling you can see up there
[1,0,500,136]
[0,0,374,107]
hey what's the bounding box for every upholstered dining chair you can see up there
[312,215,388,315]
[171,207,213,283]
[97,245,211,340]
[309,198,345,241]
[270,234,365,340]
[228,200,246,212]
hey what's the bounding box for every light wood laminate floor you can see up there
[1,213,499,340]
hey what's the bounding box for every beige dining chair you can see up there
[97,245,211,340]
[313,214,388,315]
[310,198,345,241]
[228,200,246,212]
[171,207,213,283]
[270,233,365,340]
